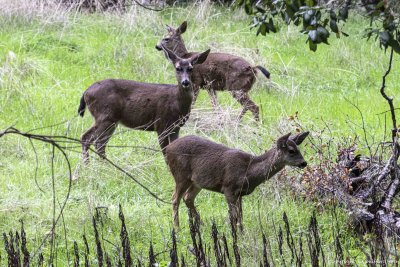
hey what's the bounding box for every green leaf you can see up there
[309,39,317,51]
[245,0,252,15]
[330,19,339,33]
[317,26,330,41]
[329,9,337,20]
[235,0,244,7]
[305,0,314,7]
[268,18,277,33]
[260,22,268,36]
[338,7,349,21]
[379,31,390,46]
[308,30,318,42]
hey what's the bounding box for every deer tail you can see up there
[254,65,270,79]
[78,94,86,117]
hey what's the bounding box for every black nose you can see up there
[155,45,162,51]
[182,80,190,87]
[298,162,307,169]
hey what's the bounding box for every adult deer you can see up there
[165,132,309,230]
[78,46,210,163]
[156,21,271,121]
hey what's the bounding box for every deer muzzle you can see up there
[298,161,307,169]
[155,44,162,51]
[181,80,190,87]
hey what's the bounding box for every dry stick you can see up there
[379,47,400,210]
[0,128,73,259]
[343,97,373,158]
[0,127,170,204]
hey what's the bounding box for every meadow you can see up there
[0,0,399,265]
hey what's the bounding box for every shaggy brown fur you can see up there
[156,21,271,121]
[165,132,309,229]
[78,46,210,163]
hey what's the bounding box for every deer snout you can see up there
[155,44,162,51]
[298,161,307,169]
[181,80,190,87]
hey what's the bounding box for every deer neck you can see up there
[247,148,285,186]
[176,85,193,112]
[172,38,189,57]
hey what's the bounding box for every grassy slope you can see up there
[0,1,398,265]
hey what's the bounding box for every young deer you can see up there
[78,46,210,163]
[165,132,309,230]
[156,21,271,121]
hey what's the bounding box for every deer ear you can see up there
[166,24,175,32]
[161,45,180,64]
[289,131,309,145]
[177,21,187,34]
[277,133,291,149]
[190,49,210,66]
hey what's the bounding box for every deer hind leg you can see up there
[93,121,117,160]
[206,88,219,109]
[183,184,201,224]
[172,181,191,229]
[231,91,260,121]
[191,85,201,106]
[81,124,97,164]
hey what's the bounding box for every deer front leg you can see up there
[226,194,242,232]
[158,128,180,155]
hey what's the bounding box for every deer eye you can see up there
[164,38,171,42]
[288,148,296,154]
[176,67,183,72]
[188,67,193,72]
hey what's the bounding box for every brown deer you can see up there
[78,46,210,163]
[156,21,271,121]
[165,131,309,230]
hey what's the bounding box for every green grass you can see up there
[0,1,399,265]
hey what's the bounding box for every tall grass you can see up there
[0,0,399,265]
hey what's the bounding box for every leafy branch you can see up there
[237,0,400,53]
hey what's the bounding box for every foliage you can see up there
[238,0,400,53]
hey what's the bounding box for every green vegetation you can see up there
[0,1,399,265]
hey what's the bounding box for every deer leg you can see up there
[225,194,242,231]
[172,181,191,229]
[237,197,244,232]
[231,91,260,121]
[158,129,180,155]
[93,122,117,160]
[206,88,219,109]
[191,85,201,106]
[183,184,201,225]
[81,124,98,164]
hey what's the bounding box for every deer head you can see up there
[161,44,210,88]
[276,132,309,169]
[156,21,188,53]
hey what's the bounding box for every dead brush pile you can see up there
[280,129,400,236]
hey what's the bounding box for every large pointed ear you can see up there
[189,49,210,66]
[176,21,187,35]
[161,45,180,64]
[289,131,309,145]
[166,24,175,33]
[277,133,291,149]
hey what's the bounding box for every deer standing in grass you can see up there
[165,132,309,230]
[156,21,271,121]
[78,46,210,163]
